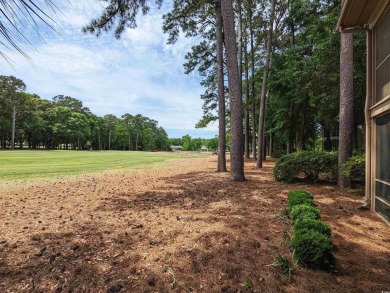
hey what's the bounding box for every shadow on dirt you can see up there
[1,161,390,292]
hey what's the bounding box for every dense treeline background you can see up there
[168,135,220,151]
[187,0,365,155]
[0,75,170,151]
[0,0,367,184]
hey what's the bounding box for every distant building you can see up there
[200,145,208,152]
[170,145,183,151]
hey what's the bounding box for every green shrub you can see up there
[293,219,331,237]
[287,190,314,211]
[341,155,365,183]
[274,150,338,183]
[290,204,320,223]
[291,230,334,270]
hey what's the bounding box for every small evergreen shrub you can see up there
[293,219,331,237]
[274,150,338,183]
[287,190,314,211]
[290,204,320,223]
[291,230,334,270]
[286,191,335,271]
[341,155,365,183]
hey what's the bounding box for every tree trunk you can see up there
[11,104,16,150]
[249,7,257,161]
[257,0,276,168]
[324,128,332,151]
[98,132,101,150]
[269,131,273,157]
[215,2,227,172]
[221,0,245,181]
[108,131,111,150]
[236,0,243,107]
[1,130,5,149]
[263,90,270,161]
[136,132,139,151]
[244,30,250,159]
[338,33,354,188]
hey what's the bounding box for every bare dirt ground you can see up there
[1,156,390,293]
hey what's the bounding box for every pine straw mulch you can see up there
[0,156,389,293]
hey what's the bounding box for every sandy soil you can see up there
[1,156,389,293]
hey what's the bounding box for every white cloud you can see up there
[0,0,218,137]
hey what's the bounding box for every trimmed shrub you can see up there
[293,219,331,237]
[287,190,314,211]
[291,230,334,270]
[290,204,320,223]
[274,150,338,183]
[341,155,365,183]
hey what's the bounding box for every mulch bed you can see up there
[1,156,389,292]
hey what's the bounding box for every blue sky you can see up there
[0,0,218,139]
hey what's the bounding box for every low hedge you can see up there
[287,190,314,211]
[288,189,334,271]
[340,154,365,183]
[274,150,338,183]
[290,204,320,223]
[291,230,334,270]
[293,219,331,237]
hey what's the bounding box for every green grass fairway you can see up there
[0,150,189,180]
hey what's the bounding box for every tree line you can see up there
[83,0,364,185]
[169,135,220,151]
[0,75,170,151]
[1,0,363,186]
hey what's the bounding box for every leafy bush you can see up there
[293,219,331,237]
[274,150,338,183]
[290,204,320,223]
[341,155,365,182]
[287,190,314,211]
[291,230,334,270]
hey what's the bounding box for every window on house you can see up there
[375,8,390,103]
[375,112,390,222]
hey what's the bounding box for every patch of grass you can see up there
[167,267,178,289]
[281,231,291,248]
[268,256,295,283]
[0,150,192,180]
[279,208,290,218]
[241,280,253,291]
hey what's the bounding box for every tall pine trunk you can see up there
[221,0,245,181]
[108,131,111,150]
[257,0,276,168]
[236,0,243,108]
[249,7,257,161]
[216,2,227,172]
[338,33,354,188]
[11,104,16,150]
[244,31,250,159]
